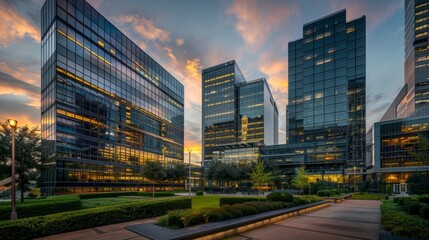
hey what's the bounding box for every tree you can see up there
[0,123,41,202]
[292,164,309,195]
[249,161,273,200]
[408,135,429,193]
[141,161,165,197]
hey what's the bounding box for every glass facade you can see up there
[263,10,366,183]
[40,0,184,195]
[383,0,429,120]
[202,61,278,167]
[367,115,429,184]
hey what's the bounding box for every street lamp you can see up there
[188,149,192,199]
[353,166,357,193]
[7,119,17,220]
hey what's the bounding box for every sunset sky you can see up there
[0,0,404,163]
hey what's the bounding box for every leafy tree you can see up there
[408,135,429,193]
[165,163,186,185]
[0,123,41,202]
[141,160,165,197]
[292,164,309,195]
[249,161,273,200]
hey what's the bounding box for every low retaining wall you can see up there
[126,200,330,240]
[325,193,352,203]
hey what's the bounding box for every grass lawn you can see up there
[192,196,221,209]
[351,193,383,200]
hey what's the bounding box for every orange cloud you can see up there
[114,15,170,43]
[0,1,40,47]
[0,71,40,109]
[227,0,297,48]
[176,38,185,46]
[259,53,288,93]
[164,47,178,64]
[0,62,40,87]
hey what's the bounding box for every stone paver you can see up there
[36,218,154,240]
[227,200,381,240]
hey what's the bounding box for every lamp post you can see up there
[353,166,357,193]
[7,119,17,220]
[188,149,192,199]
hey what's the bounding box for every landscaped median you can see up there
[0,197,191,240]
[126,193,329,240]
[380,196,429,239]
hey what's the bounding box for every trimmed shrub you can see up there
[266,192,294,203]
[419,206,429,219]
[317,190,332,197]
[293,197,308,205]
[339,188,350,194]
[221,205,244,218]
[196,190,204,196]
[331,189,339,195]
[417,196,429,204]
[404,200,421,215]
[78,192,137,199]
[0,198,191,240]
[296,195,323,203]
[0,195,81,220]
[219,197,263,206]
[398,197,411,206]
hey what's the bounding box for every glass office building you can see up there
[202,61,278,167]
[262,10,366,184]
[366,115,429,184]
[40,0,184,195]
[382,0,429,121]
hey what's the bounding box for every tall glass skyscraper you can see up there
[40,0,184,195]
[202,61,278,166]
[262,10,366,184]
[383,0,429,120]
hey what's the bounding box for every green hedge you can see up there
[78,191,138,199]
[0,195,81,221]
[398,197,412,206]
[404,200,421,215]
[266,192,294,203]
[78,191,175,199]
[317,190,332,197]
[420,206,429,219]
[0,198,191,240]
[136,192,175,197]
[158,201,289,229]
[381,200,429,239]
[219,197,265,206]
[417,196,429,204]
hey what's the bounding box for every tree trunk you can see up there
[152,181,155,198]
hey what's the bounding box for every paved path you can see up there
[227,200,381,240]
[37,218,152,240]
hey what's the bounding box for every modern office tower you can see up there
[263,10,366,184]
[382,0,429,121]
[40,0,184,195]
[202,61,278,167]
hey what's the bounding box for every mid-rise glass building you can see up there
[202,61,278,167]
[366,115,429,185]
[261,10,366,185]
[40,0,184,195]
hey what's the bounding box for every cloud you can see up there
[114,15,170,43]
[0,1,40,47]
[227,0,298,48]
[176,38,185,47]
[164,47,177,63]
[0,61,40,87]
[0,71,40,109]
[186,58,202,81]
[259,52,288,96]
[0,94,40,128]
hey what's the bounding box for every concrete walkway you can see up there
[227,200,382,240]
[37,218,152,240]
